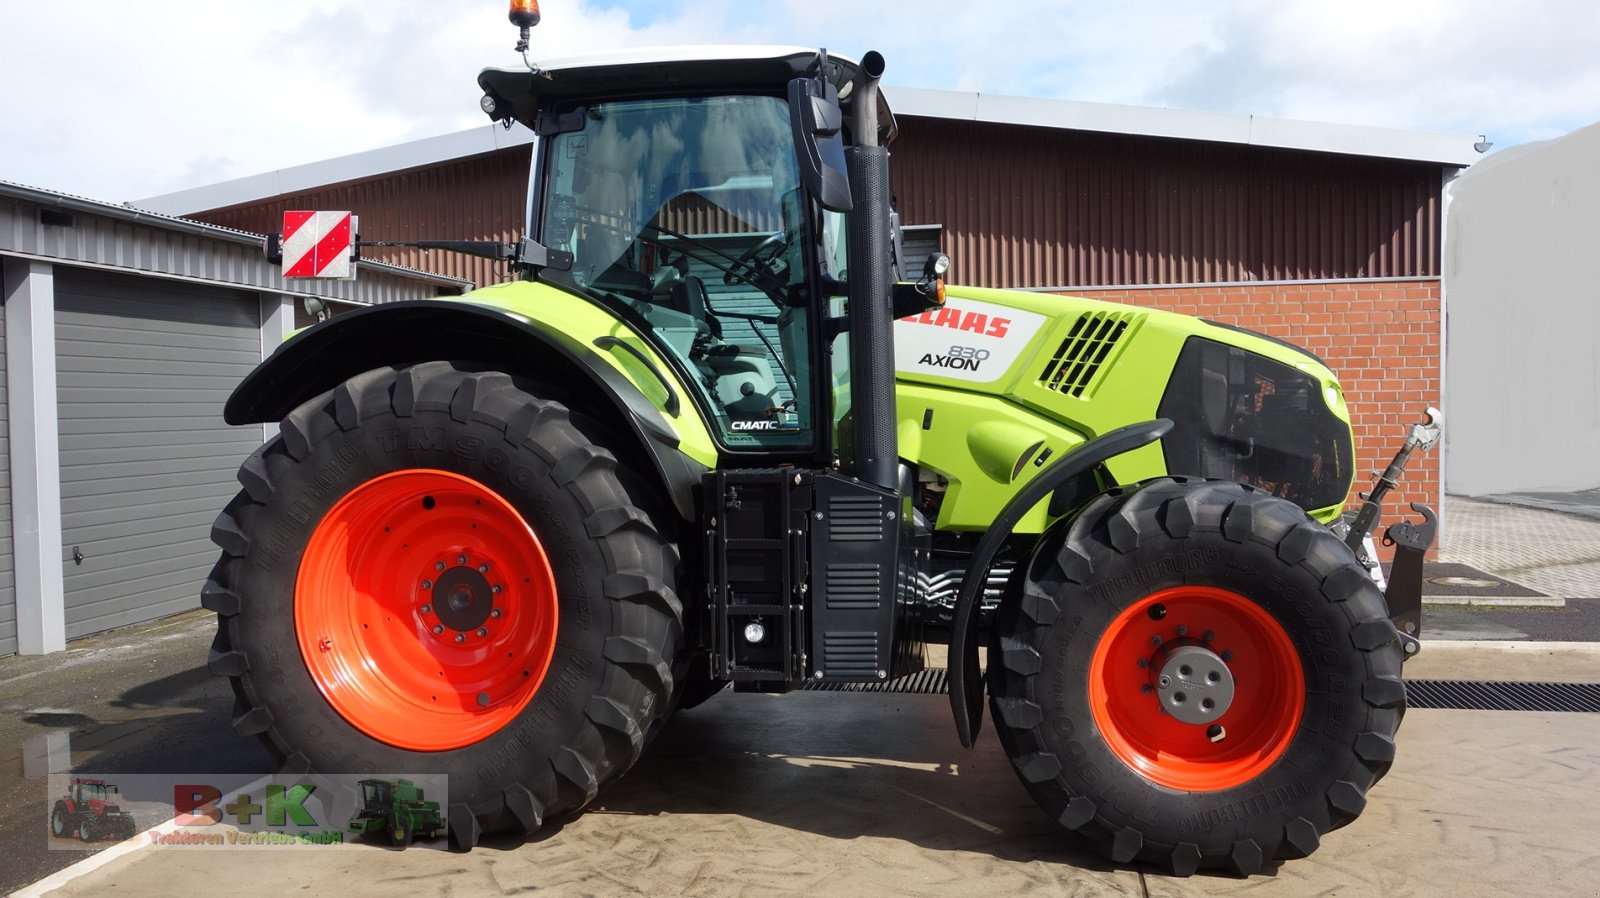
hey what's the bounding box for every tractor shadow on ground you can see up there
[487,691,1282,882]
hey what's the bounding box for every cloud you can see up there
[2,0,1597,203]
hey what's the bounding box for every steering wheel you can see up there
[722,230,792,288]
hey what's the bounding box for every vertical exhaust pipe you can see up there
[845,51,897,491]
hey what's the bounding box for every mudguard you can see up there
[225,300,707,520]
[947,418,1174,747]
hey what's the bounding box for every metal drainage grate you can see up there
[802,670,1600,712]
[1403,680,1600,713]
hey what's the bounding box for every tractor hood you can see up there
[894,285,1356,519]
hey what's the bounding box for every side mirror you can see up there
[788,76,853,213]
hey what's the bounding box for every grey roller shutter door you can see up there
[56,269,261,638]
[0,295,14,656]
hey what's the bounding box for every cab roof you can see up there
[478,45,895,141]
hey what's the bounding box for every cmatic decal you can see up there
[894,299,1046,384]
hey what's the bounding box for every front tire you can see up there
[205,362,684,848]
[990,479,1405,876]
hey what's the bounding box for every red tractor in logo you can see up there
[51,778,137,842]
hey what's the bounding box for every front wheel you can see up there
[990,479,1405,876]
[206,363,684,848]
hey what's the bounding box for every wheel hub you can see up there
[430,562,497,633]
[295,469,559,751]
[1088,586,1305,791]
[1154,643,1235,724]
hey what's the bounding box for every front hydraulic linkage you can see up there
[1344,407,1443,659]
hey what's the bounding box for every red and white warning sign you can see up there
[281,211,357,279]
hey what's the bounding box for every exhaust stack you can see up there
[844,51,898,491]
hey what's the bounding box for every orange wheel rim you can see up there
[295,469,558,751]
[1088,586,1304,791]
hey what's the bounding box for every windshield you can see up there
[540,95,817,450]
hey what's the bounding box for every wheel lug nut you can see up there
[454,633,465,644]
[457,555,468,565]
[490,608,502,618]
[479,563,490,573]
[435,561,446,571]
[1150,635,1162,646]
[432,625,444,635]
[421,604,432,614]
[1137,658,1149,669]
[1140,684,1153,694]
[476,628,488,637]
[421,580,432,590]
[1202,630,1215,642]
[492,585,502,595]
[1221,650,1233,662]
[1175,625,1187,637]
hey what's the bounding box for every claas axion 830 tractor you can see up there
[207,5,1440,876]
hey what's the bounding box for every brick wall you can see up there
[1064,279,1442,557]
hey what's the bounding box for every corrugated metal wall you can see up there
[188,116,1443,291]
[0,295,13,656]
[196,148,533,292]
[888,117,1442,288]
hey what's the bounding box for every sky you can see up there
[2,0,1598,204]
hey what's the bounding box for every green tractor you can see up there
[348,778,444,846]
[206,20,1437,876]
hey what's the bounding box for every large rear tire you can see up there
[205,362,684,848]
[990,478,1405,876]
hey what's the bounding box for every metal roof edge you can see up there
[888,86,1484,166]
[132,123,537,217]
[131,81,1484,218]
[0,179,474,291]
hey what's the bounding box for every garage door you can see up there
[56,269,262,638]
[0,287,14,656]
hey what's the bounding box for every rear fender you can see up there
[225,300,707,520]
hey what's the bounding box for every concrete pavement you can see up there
[6,493,1600,896]
[25,669,1600,898]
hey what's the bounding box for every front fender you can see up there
[226,300,707,520]
[947,418,1173,748]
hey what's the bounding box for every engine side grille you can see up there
[822,631,880,677]
[826,563,883,610]
[1039,311,1142,397]
[828,495,885,541]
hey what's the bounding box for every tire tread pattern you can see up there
[989,478,1405,875]
[204,362,683,850]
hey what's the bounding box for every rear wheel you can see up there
[50,804,72,839]
[990,478,1405,876]
[206,362,684,848]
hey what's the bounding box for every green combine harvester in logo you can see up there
[347,779,443,847]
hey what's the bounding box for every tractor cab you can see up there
[480,48,905,464]
[358,779,392,809]
[71,779,114,807]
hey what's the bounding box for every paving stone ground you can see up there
[1442,495,1600,599]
